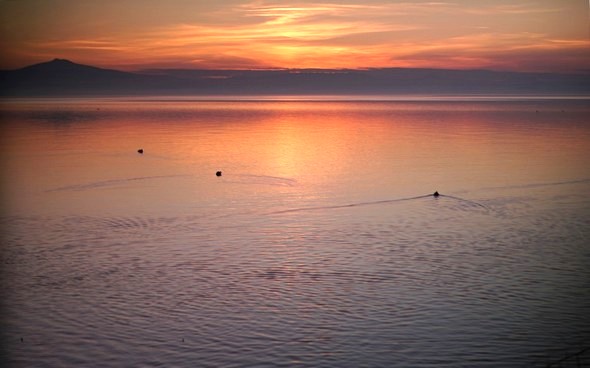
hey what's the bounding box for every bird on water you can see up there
[216,171,222,177]
[137,149,144,154]
[433,191,440,197]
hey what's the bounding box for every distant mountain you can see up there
[1,58,589,96]
[0,59,196,96]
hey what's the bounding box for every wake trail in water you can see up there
[268,194,432,215]
[47,174,191,192]
[480,178,590,192]
[223,174,298,187]
[439,194,489,210]
[268,193,491,215]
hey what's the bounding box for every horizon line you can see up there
[6,58,590,75]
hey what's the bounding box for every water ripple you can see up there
[46,174,191,192]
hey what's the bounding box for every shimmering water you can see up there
[1,98,589,367]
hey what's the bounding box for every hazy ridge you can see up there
[1,58,589,97]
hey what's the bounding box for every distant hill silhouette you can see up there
[0,59,193,96]
[1,58,589,96]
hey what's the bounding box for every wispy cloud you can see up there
[462,3,563,15]
[388,31,590,72]
[3,0,588,72]
[35,39,126,51]
[95,2,428,68]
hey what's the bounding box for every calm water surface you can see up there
[1,98,589,367]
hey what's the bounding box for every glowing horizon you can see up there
[1,0,588,72]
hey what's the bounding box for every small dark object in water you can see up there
[433,191,440,197]
[137,149,144,154]
[20,337,23,343]
[216,171,222,177]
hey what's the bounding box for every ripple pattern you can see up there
[3,185,590,367]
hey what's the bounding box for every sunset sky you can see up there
[1,0,588,72]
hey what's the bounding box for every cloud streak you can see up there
[1,0,588,72]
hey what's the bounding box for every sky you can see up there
[0,0,589,72]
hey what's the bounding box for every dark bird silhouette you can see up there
[137,149,143,154]
[216,171,222,177]
[433,191,440,197]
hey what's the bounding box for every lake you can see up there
[1,97,589,367]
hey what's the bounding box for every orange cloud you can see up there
[1,1,588,72]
